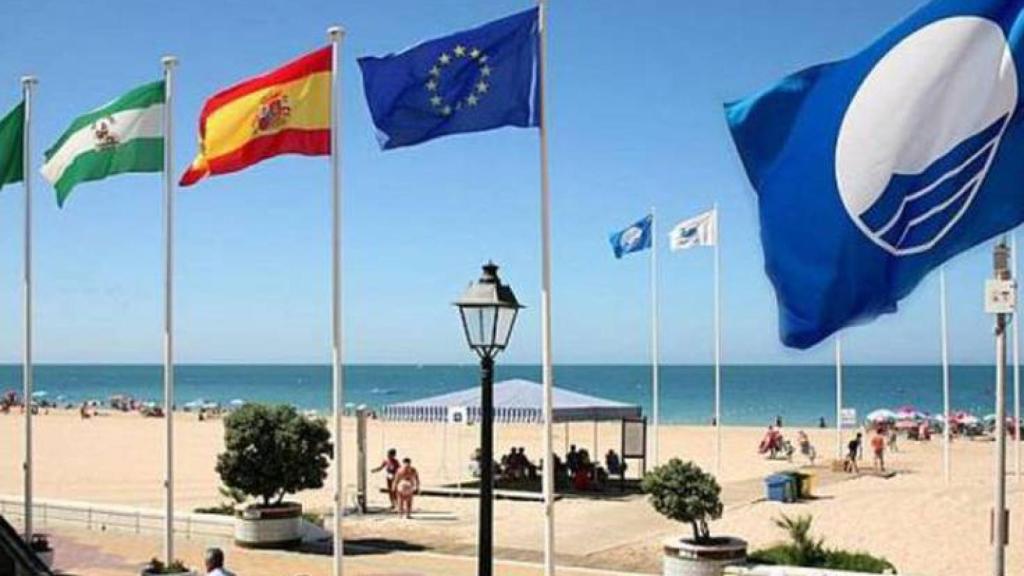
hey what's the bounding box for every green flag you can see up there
[0,101,25,190]
[41,80,164,207]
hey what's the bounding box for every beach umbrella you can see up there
[895,405,923,420]
[31,390,47,398]
[229,399,245,407]
[866,409,897,423]
[183,399,206,410]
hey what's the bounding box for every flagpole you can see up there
[940,267,951,485]
[1012,233,1021,483]
[835,335,843,461]
[651,207,660,465]
[536,2,556,575]
[21,74,36,544]
[160,55,177,567]
[713,205,721,476]
[328,25,346,576]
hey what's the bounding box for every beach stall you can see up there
[382,379,644,490]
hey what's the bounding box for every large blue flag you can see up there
[727,0,1024,349]
[358,8,539,150]
[610,215,653,259]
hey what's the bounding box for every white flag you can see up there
[669,209,717,251]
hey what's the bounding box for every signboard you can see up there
[985,279,1016,314]
[840,408,858,429]
[448,406,468,426]
[622,417,647,459]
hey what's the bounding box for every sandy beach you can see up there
[1,409,1021,575]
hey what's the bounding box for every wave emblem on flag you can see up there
[670,209,717,251]
[609,215,653,259]
[180,46,331,186]
[836,16,1016,256]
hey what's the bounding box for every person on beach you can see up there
[797,430,816,465]
[204,547,235,576]
[394,457,420,519]
[818,416,827,429]
[845,433,862,473]
[872,429,886,471]
[888,426,899,452]
[372,448,401,510]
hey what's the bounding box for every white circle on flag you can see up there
[834,16,1018,256]
[621,226,643,250]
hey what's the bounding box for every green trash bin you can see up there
[786,471,811,499]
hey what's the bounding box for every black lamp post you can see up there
[454,262,522,576]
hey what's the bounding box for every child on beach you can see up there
[845,433,862,473]
[394,457,420,519]
[372,448,401,510]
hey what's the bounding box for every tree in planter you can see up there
[641,459,723,543]
[216,404,333,507]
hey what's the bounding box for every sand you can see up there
[1,409,1021,575]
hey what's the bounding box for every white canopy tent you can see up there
[381,378,641,424]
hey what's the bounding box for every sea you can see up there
[0,364,1012,426]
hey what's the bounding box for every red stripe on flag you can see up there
[181,128,330,187]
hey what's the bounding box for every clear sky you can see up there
[0,0,1007,365]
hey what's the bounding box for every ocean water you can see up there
[0,364,1010,426]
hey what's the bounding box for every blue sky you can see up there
[0,0,1009,365]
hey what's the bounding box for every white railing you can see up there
[0,495,234,541]
[725,566,900,576]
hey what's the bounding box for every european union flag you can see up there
[358,8,539,150]
[727,0,1024,349]
[610,215,653,259]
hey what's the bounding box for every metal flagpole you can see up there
[536,2,556,574]
[160,55,177,567]
[991,238,1010,576]
[651,207,660,465]
[328,25,346,576]
[21,74,36,544]
[835,335,843,461]
[1012,233,1021,483]
[940,267,951,485]
[713,206,722,476]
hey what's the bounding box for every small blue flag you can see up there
[727,0,1024,349]
[358,8,539,150]
[609,215,653,259]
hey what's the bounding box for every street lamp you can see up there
[454,262,522,576]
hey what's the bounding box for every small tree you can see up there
[641,459,723,543]
[216,404,332,507]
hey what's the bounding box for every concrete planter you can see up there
[234,502,302,549]
[36,550,53,568]
[663,536,747,576]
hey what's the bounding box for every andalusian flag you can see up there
[180,46,331,186]
[42,80,164,207]
[0,102,25,191]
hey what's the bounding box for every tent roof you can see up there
[383,379,641,423]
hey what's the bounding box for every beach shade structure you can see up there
[895,406,925,421]
[229,399,246,407]
[182,399,206,411]
[382,379,641,424]
[30,391,46,398]
[865,409,897,424]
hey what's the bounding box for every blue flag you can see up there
[727,0,1024,349]
[358,8,539,150]
[610,215,653,259]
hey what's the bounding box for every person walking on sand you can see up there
[204,547,235,576]
[394,457,420,519]
[372,448,401,510]
[846,433,862,474]
[871,428,887,472]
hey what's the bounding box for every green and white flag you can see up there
[0,101,24,191]
[42,80,164,206]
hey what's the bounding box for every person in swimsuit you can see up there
[394,457,420,519]
[871,429,886,472]
[372,448,401,510]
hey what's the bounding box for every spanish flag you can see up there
[180,46,331,186]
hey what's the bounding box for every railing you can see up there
[0,495,234,541]
[725,566,899,576]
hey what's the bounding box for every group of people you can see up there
[758,425,818,465]
[565,445,627,490]
[372,448,420,518]
[500,446,538,480]
[845,426,898,473]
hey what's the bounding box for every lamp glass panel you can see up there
[461,306,499,349]
[494,307,518,348]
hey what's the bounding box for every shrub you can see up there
[749,514,896,574]
[641,459,723,543]
[216,404,333,507]
[143,558,189,574]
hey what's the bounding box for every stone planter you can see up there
[36,549,53,568]
[663,536,747,576]
[235,502,303,549]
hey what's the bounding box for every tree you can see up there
[216,404,333,507]
[641,459,723,543]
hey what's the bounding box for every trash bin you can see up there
[787,471,811,499]
[764,474,795,502]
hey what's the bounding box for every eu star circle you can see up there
[425,44,493,117]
